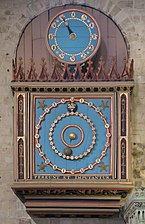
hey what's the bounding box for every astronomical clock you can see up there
[11,7,134,217]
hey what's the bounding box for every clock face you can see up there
[46,9,101,64]
[34,96,113,177]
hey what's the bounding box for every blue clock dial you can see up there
[46,9,101,64]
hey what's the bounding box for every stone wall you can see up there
[0,0,145,223]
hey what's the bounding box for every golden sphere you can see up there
[69,132,76,140]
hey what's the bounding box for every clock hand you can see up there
[67,25,74,35]
[64,21,73,35]
[63,18,77,40]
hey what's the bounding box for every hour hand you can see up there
[65,23,74,35]
[63,18,73,34]
[63,18,76,40]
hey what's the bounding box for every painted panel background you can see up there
[34,96,112,176]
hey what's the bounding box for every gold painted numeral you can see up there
[49,34,54,39]
[81,14,87,20]
[92,34,98,40]
[51,45,57,51]
[81,53,87,59]
[70,56,75,62]
[51,22,57,28]
[59,53,65,59]
[89,45,94,51]
[71,12,75,17]
[59,14,65,20]
[89,22,94,28]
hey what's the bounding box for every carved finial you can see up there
[121,57,129,80]
[39,57,49,80]
[84,59,94,80]
[27,58,37,81]
[95,56,105,80]
[107,57,119,80]
[17,57,25,81]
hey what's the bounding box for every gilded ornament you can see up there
[67,102,78,112]
[35,134,39,139]
[105,124,109,128]
[37,162,47,172]
[101,151,106,156]
[53,165,57,170]
[80,168,85,173]
[69,132,77,140]
[36,143,40,148]
[45,159,50,164]
[71,170,75,174]
[35,124,40,129]
[37,100,47,110]
[50,141,53,145]
[98,162,108,172]
[44,108,50,113]
[88,164,93,169]
[100,100,109,110]
[88,102,93,107]
[39,115,44,120]
[105,143,110,147]
[70,97,74,102]
[39,152,44,157]
[96,158,101,163]
[54,119,58,124]
[52,102,57,107]
[101,115,106,119]
[61,168,66,174]
[95,107,100,112]
[79,98,84,103]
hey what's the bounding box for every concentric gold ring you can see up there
[61,124,84,148]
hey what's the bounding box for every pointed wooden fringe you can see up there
[12,56,134,82]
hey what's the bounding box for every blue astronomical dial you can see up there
[46,9,101,64]
[35,97,112,176]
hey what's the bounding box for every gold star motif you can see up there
[98,162,108,172]
[100,100,109,110]
[37,100,47,110]
[37,162,47,172]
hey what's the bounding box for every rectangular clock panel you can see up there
[31,93,115,179]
